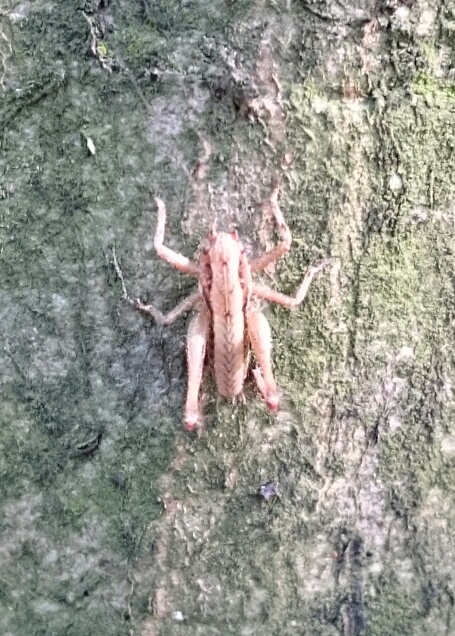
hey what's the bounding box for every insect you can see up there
[114,182,329,431]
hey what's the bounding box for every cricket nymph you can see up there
[116,183,329,430]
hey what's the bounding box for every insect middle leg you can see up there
[185,305,210,431]
[111,246,200,323]
[247,310,280,411]
[252,258,330,309]
[132,291,201,325]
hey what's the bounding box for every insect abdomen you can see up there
[213,312,245,398]
[208,233,248,398]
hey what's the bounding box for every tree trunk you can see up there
[1,1,455,634]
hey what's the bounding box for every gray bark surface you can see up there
[1,1,455,634]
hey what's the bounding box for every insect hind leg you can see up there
[185,305,210,430]
[247,310,280,411]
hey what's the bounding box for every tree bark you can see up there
[1,1,455,635]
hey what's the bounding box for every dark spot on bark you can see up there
[111,473,127,489]
[257,480,279,501]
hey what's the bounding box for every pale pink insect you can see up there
[117,183,329,430]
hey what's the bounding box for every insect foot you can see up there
[184,409,203,432]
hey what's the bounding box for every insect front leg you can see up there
[154,197,199,275]
[252,258,330,309]
[185,305,210,431]
[247,310,280,411]
[250,181,292,273]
